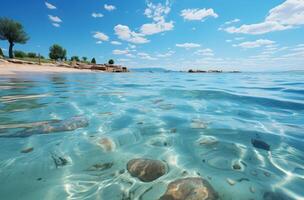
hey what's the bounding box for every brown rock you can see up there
[127,158,166,182]
[159,177,218,200]
[98,137,115,152]
[21,147,34,153]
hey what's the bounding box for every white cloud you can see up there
[156,50,175,57]
[226,39,232,43]
[140,21,174,35]
[48,15,62,23]
[96,41,102,44]
[114,24,149,44]
[111,41,122,45]
[104,4,116,11]
[224,18,240,25]
[52,23,60,27]
[138,52,157,60]
[45,2,56,9]
[93,32,109,41]
[129,44,136,49]
[176,43,201,49]
[233,39,275,48]
[141,0,174,35]
[195,48,214,56]
[144,0,171,22]
[92,13,103,18]
[180,8,218,21]
[113,49,129,55]
[224,0,304,34]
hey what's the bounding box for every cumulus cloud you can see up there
[114,24,149,44]
[195,48,214,56]
[113,49,129,55]
[111,41,122,45]
[138,52,157,60]
[93,32,109,42]
[233,39,275,48]
[92,13,103,18]
[180,8,218,21]
[48,15,62,23]
[140,21,174,35]
[176,43,201,49]
[104,4,116,11]
[224,0,304,34]
[224,18,240,25]
[140,0,174,35]
[45,2,56,9]
[52,23,60,27]
[156,50,175,57]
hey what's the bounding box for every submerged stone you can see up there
[127,158,166,182]
[191,119,208,129]
[98,137,115,152]
[198,136,218,146]
[159,177,218,200]
[20,147,34,153]
[5,116,89,138]
[251,139,270,151]
[51,154,68,168]
[87,162,113,171]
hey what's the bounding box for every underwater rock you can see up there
[149,137,171,147]
[232,162,242,170]
[191,119,208,129]
[127,158,166,182]
[51,154,68,168]
[3,116,89,138]
[87,162,113,171]
[159,177,218,200]
[98,137,116,152]
[198,136,218,146]
[251,139,270,151]
[226,178,236,186]
[20,147,34,153]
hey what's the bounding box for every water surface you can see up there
[0,71,303,200]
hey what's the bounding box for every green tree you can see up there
[0,47,3,57]
[108,59,114,65]
[82,57,87,62]
[71,56,80,62]
[91,57,96,64]
[49,44,66,61]
[14,50,27,58]
[27,52,36,58]
[0,18,29,58]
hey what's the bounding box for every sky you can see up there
[0,0,304,71]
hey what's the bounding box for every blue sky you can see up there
[0,0,304,71]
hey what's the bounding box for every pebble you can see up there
[226,178,236,186]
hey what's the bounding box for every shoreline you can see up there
[0,61,94,75]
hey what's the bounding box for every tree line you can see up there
[0,17,115,65]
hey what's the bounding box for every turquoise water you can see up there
[0,71,303,200]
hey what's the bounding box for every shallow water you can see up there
[0,71,303,200]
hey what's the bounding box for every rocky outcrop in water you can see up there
[159,177,218,200]
[127,158,167,182]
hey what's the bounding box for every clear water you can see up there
[0,71,303,200]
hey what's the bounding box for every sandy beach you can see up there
[0,61,93,75]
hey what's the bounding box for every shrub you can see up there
[0,48,3,57]
[27,52,37,58]
[71,56,80,62]
[82,57,87,62]
[91,58,96,64]
[14,50,27,58]
[49,44,66,61]
[108,59,114,65]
